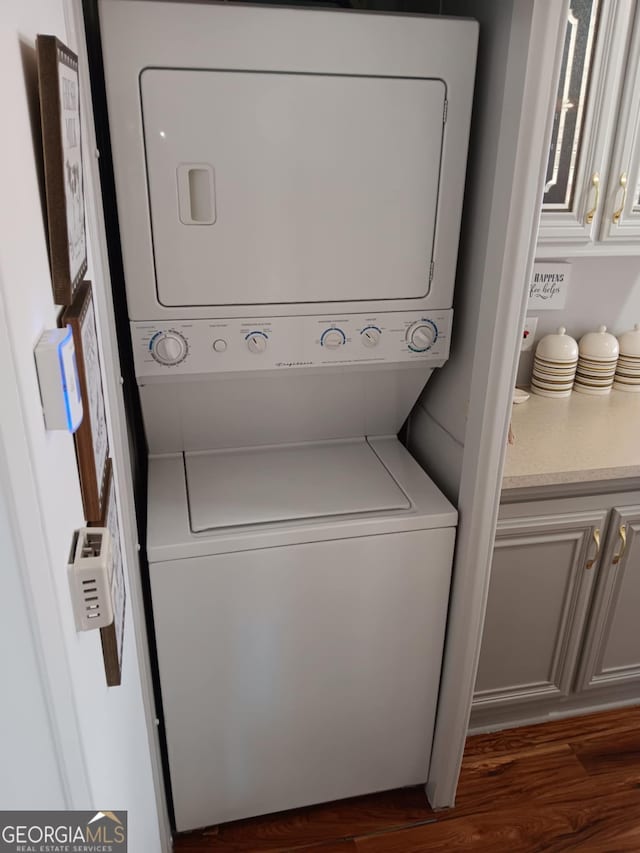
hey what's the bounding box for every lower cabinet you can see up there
[471,491,640,731]
[577,507,640,691]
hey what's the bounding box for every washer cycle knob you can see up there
[407,321,437,352]
[150,331,188,365]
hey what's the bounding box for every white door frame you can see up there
[427,0,568,808]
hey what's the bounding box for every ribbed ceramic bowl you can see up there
[535,354,579,366]
[614,350,640,391]
[576,366,617,379]
[574,375,615,395]
[531,370,575,385]
[533,366,577,379]
[530,381,573,398]
[575,344,617,397]
[613,379,640,392]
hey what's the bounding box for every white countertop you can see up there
[503,389,640,490]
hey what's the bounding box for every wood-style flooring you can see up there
[173,705,640,852]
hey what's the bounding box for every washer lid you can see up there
[185,439,410,532]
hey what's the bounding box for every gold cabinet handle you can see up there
[613,524,627,565]
[585,173,600,225]
[586,528,601,569]
[612,172,628,223]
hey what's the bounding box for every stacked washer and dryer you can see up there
[99,0,477,832]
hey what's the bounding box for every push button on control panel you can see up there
[213,339,227,353]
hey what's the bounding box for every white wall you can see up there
[1,3,164,848]
[518,255,640,385]
[0,423,66,809]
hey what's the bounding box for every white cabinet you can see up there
[577,506,640,689]
[471,491,640,730]
[599,22,640,242]
[473,508,605,712]
[538,0,640,253]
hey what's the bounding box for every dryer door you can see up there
[141,69,445,307]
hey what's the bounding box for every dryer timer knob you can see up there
[407,321,437,352]
[150,331,188,365]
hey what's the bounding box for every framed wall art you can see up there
[62,281,109,521]
[91,460,126,686]
[37,35,87,305]
[528,262,571,310]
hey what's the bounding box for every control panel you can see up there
[132,311,452,379]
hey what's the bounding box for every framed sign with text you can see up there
[529,262,571,310]
[61,281,109,521]
[91,460,126,687]
[37,35,87,305]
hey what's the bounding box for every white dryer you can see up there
[98,0,477,833]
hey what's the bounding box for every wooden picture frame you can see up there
[37,35,87,305]
[91,460,126,687]
[61,281,109,521]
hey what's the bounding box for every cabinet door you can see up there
[577,506,640,690]
[538,1,632,245]
[599,9,640,241]
[473,509,607,712]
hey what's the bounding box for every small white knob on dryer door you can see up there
[407,321,437,352]
[246,332,268,354]
[150,331,188,365]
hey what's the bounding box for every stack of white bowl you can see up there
[574,326,619,395]
[614,324,640,392]
[531,327,578,398]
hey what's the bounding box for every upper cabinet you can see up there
[600,15,640,242]
[537,0,640,255]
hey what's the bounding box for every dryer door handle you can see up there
[177,163,216,225]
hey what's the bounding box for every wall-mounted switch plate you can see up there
[34,326,83,432]
[521,316,538,351]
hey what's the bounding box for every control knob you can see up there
[407,321,438,352]
[361,327,382,347]
[321,328,346,349]
[150,330,188,365]
[246,332,268,354]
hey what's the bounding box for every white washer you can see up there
[148,437,456,831]
[98,0,477,834]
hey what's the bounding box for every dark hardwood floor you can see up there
[174,705,640,852]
